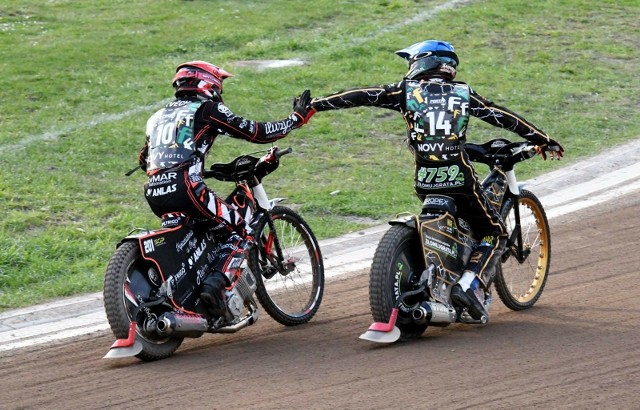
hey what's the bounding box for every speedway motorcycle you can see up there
[103,146,324,360]
[360,138,553,343]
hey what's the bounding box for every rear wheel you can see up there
[369,224,428,340]
[494,190,551,310]
[103,241,183,361]
[248,206,324,326]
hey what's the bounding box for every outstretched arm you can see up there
[201,93,310,143]
[311,82,404,112]
[470,89,563,159]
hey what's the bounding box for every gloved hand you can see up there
[255,146,280,177]
[535,140,564,160]
[292,89,315,124]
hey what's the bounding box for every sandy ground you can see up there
[0,189,639,409]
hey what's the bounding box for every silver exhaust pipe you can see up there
[412,301,457,324]
[213,308,259,333]
[156,312,208,338]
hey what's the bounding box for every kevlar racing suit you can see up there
[311,77,553,291]
[138,97,305,313]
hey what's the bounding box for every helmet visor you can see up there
[406,56,457,80]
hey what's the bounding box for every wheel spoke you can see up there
[495,191,550,310]
[249,206,324,326]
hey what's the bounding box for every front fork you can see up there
[501,195,531,264]
[251,209,294,279]
[487,168,531,265]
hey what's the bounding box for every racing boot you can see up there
[200,271,228,318]
[200,234,253,320]
[451,271,488,321]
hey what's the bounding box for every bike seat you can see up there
[208,155,259,182]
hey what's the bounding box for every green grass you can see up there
[1,0,639,310]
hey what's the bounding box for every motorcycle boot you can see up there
[200,234,253,320]
[200,271,228,318]
[452,234,506,320]
[451,271,488,321]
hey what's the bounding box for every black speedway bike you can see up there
[360,139,553,343]
[103,146,324,360]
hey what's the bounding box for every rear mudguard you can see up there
[116,228,156,248]
[388,214,419,229]
[114,224,212,313]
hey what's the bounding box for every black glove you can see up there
[535,140,564,160]
[292,89,315,124]
[255,146,280,178]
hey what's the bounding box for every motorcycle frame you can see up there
[360,140,545,342]
[113,152,292,324]
[388,151,533,304]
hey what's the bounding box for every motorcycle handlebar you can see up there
[201,146,293,182]
[275,146,293,158]
[466,139,539,169]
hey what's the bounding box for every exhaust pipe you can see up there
[213,308,259,333]
[412,301,457,325]
[156,312,208,338]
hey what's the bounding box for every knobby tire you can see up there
[494,190,551,310]
[248,206,324,326]
[369,224,428,340]
[103,241,182,361]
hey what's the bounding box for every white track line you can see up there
[545,179,640,220]
[0,101,169,153]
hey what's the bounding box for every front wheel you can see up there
[494,190,551,310]
[248,206,324,326]
[369,224,428,340]
[103,241,183,361]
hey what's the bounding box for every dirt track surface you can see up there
[1,191,639,409]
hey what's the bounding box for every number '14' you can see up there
[424,111,452,135]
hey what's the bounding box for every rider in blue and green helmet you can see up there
[308,40,563,321]
[396,39,460,80]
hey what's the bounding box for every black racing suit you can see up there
[138,97,305,277]
[311,77,553,288]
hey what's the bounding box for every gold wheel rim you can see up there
[505,197,549,303]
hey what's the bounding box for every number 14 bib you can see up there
[405,80,470,162]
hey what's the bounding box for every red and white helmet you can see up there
[172,61,234,100]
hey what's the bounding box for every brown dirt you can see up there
[1,191,639,409]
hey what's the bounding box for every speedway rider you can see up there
[138,61,313,320]
[309,40,563,321]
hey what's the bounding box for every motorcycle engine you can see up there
[224,268,257,319]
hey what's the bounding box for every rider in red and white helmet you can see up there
[172,61,233,101]
[139,60,313,319]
